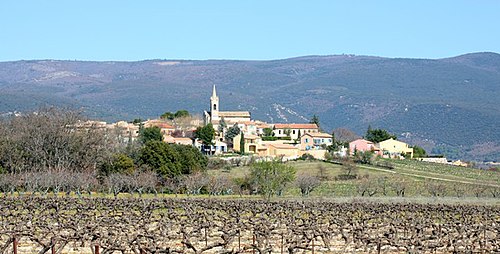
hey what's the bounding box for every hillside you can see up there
[0,53,499,161]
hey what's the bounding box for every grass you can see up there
[208,159,500,198]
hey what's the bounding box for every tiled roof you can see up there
[273,123,319,129]
[268,143,298,149]
[350,138,374,144]
[244,134,260,139]
[304,132,332,138]
[219,111,251,117]
[174,137,192,141]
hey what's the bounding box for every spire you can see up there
[211,84,217,98]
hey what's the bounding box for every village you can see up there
[72,85,469,165]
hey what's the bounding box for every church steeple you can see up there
[210,85,219,119]
[211,84,217,98]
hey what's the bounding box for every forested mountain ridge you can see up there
[0,52,499,161]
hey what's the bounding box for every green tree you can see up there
[218,117,227,133]
[174,110,190,118]
[263,128,274,137]
[161,110,190,120]
[195,123,215,146]
[138,141,182,178]
[249,160,296,200]
[365,126,397,143]
[139,126,163,143]
[100,153,135,176]
[171,144,208,174]
[224,124,240,147]
[310,114,320,127]
[412,145,427,158]
[239,132,245,154]
[160,112,175,120]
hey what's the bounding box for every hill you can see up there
[0,53,499,161]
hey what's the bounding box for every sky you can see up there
[1,1,499,61]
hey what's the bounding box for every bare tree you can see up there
[105,174,131,198]
[426,181,447,197]
[357,177,378,196]
[332,127,360,143]
[183,172,209,195]
[0,107,112,173]
[295,173,321,197]
[390,176,408,197]
[206,175,232,196]
[132,171,158,197]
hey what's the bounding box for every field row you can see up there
[0,197,499,253]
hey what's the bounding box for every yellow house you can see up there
[266,143,300,159]
[377,138,413,158]
[233,134,266,154]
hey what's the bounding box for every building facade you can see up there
[203,85,251,129]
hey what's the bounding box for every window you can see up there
[213,104,217,110]
[305,138,309,143]
[279,130,282,134]
[293,130,296,134]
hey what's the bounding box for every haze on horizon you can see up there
[1,1,500,62]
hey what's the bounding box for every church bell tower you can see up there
[210,85,219,121]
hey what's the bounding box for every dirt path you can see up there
[358,164,500,188]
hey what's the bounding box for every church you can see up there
[203,85,251,130]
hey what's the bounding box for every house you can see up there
[234,121,258,136]
[376,138,413,158]
[203,85,251,130]
[266,143,300,160]
[144,120,176,136]
[300,132,333,151]
[451,160,468,167]
[349,139,382,155]
[195,139,227,155]
[233,134,266,154]
[255,121,272,136]
[417,157,448,164]
[273,123,319,140]
[164,136,193,146]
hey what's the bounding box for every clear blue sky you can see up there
[1,0,499,61]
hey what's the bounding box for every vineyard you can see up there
[1,197,499,253]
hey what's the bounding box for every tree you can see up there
[138,141,182,178]
[310,114,320,127]
[249,160,296,200]
[160,112,175,120]
[171,143,208,174]
[357,177,378,197]
[195,123,215,146]
[390,176,408,197]
[295,173,321,197]
[353,151,374,164]
[0,107,110,173]
[365,126,397,143]
[263,128,274,137]
[161,110,190,120]
[333,128,360,144]
[224,124,240,147]
[218,117,227,133]
[139,126,163,143]
[412,145,427,158]
[99,153,135,176]
[174,110,190,118]
[336,160,358,180]
[239,132,245,154]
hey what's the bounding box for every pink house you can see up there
[349,139,382,155]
